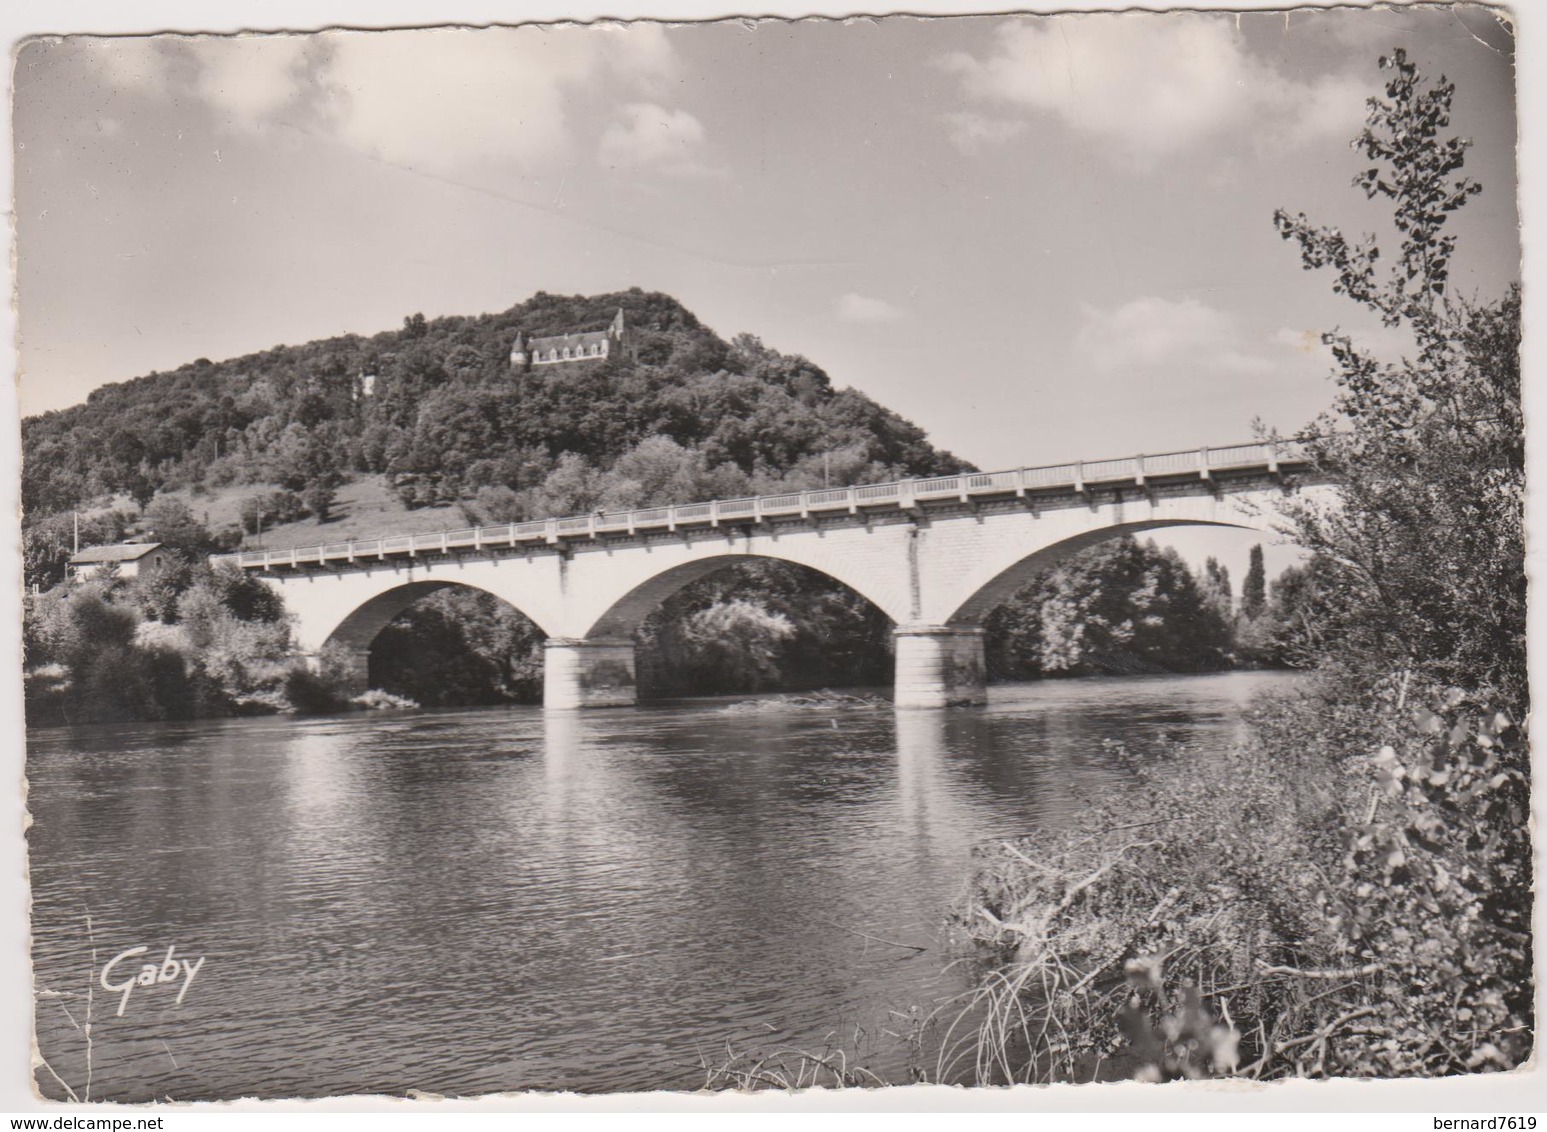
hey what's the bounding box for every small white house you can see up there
[68,541,168,583]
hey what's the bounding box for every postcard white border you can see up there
[1,0,1541,1116]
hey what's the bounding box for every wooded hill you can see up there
[22,288,967,533]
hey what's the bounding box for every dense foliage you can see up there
[23,289,963,525]
[23,289,991,712]
[954,676,1528,1082]
[370,589,546,708]
[637,560,894,698]
[985,537,1237,680]
[22,562,321,724]
[955,49,1528,1084]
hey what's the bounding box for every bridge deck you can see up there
[212,440,1309,572]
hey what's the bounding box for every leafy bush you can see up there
[370,588,545,706]
[22,557,303,723]
[240,489,308,534]
[680,599,797,690]
[283,662,349,715]
[950,672,1529,1083]
[948,700,1342,1084]
[637,560,894,698]
[985,536,1236,680]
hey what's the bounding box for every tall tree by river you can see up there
[961,49,1527,1083]
[1241,544,1266,621]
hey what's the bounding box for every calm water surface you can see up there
[28,671,1301,1100]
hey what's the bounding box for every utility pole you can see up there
[72,511,79,555]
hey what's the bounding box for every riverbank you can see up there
[948,668,1531,1083]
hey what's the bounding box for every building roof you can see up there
[69,542,164,565]
[528,329,611,351]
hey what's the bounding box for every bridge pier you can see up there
[543,637,638,709]
[893,625,986,708]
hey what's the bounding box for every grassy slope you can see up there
[167,475,469,550]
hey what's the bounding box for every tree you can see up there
[1201,556,1233,629]
[680,600,797,691]
[1241,544,1266,621]
[987,537,1234,679]
[22,510,127,591]
[123,469,157,510]
[520,452,609,517]
[1272,48,1523,702]
[141,497,214,552]
[1265,47,1529,1074]
[303,479,338,524]
[240,490,307,536]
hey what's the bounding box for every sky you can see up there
[8,4,1522,583]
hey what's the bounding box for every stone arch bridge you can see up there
[212,441,1329,708]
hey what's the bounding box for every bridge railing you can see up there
[853,483,899,502]
[210,439,1308,570]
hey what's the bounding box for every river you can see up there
[27,670,1302,1101]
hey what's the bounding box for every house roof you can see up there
[529,329,611,351]
[69,542,164,565]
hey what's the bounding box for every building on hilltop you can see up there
[510,308,635,373]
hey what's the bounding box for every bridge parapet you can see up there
[211,440,1309,573]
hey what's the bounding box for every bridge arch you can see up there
[568,551,899,703]
[307,578,558,697]
[943,516,1283,627]
[580,552,907,642]
[572,543,914,642]
[324,579,466,654]
[887,491,1305,708]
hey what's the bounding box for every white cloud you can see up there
[322,27,653,175]
[195,36,310,128]
[837,292,904,323]
[83,25,693,175]
[1279,73,1371,147]
[938,111,1027,155]
[322,24,683,175]
[597,102,713,174]
[1076,296,1273,375]
[939,13,1370,166]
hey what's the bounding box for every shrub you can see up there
[239,489,308,535]
[283,663,348,714]
[948,672,1530,1083]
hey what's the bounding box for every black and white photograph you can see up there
[9,0,1535,1109]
